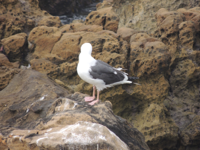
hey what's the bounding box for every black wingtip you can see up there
[128,76,139,80]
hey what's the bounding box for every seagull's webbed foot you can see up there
[84,96,95,102]
[88,99,99,105]
[85,85,96,102]
[88,90,100,105]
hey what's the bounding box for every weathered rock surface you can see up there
[1,33,28,62]
[0,53,20,90]
[0,69,150,150]
[112,0,200,32]
[85,7,119,32]
[24,6,200,149]
[1,0,200,149]
[0,0,61,39]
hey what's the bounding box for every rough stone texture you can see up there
[129,33,171,77]
[37,16,62,27]
[112,0,200,33]
[1,33,27,62]
[0,53,20,90]
[85,7,119,32]
[117,27,137,43]
[0,69,150,150]
[0,0,61,39]
[96,0,113,10]
[1,1,200,149]
[27,26,128,90]
[28,26,62,62]
[26,17,200,149]
[153,7,200,150]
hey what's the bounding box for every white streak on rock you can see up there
[34,121,129,149]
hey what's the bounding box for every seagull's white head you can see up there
[80,43,92,55]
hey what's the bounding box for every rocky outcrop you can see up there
[0,69,149,150]
[0,53,20,90]
[85,7,119,32]
[0,0,61,39]
[21,6,200,149]
[112,0,200,32]
[1,33,28,62]
[1,0,200,149]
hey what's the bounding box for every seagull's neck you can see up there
[79,52,96,65]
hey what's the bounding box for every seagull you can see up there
[77,43,139,105]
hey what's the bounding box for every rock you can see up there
[117,27,137,42]
[154,8,185,54]
[37,16,62,27]
[0,69,150,150]
[0,53,20,90]
[28,26,62,61]
[0,0,61,39]
[30,58,58,79]
[27,27,128,89]
[164,59,200,149]
[129,33,170,77]
[72,24,103,32]
[179,21,195,49]
[50,32,81,62]
[96,0,113,10]
[153,7,200,150]
[112,0,200,32]
[1,33,27,62]
[85,7,119,32]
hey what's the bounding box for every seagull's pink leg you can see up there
[85,85,95,102]
[89,90,100,105]
[0,46,3,52]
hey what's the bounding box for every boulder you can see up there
[37,16,62,27]
[112,0,200,32]
[0,69,150,150]
[28,26,62,61]
[0,0,61,39]
[0,53,20,90]
[1,33,27,62]
[117,27,137,43]
[85,7,119,32]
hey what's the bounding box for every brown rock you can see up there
[0,54,20,90]
[117,27,136,42]
[28,26,62,60]
[112,0,200,32]
[0,69,150,150]
[30,59,58,79]
[130,33,170,77]
[37,16,62,27]
[59,24,73,33]
[0,0,61,39]
[85,7,119,32]
[1,33,27,62]
[179,21,195,49]
[73,24,103,32]
[96,0,113,10]
[51,32,82,62]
